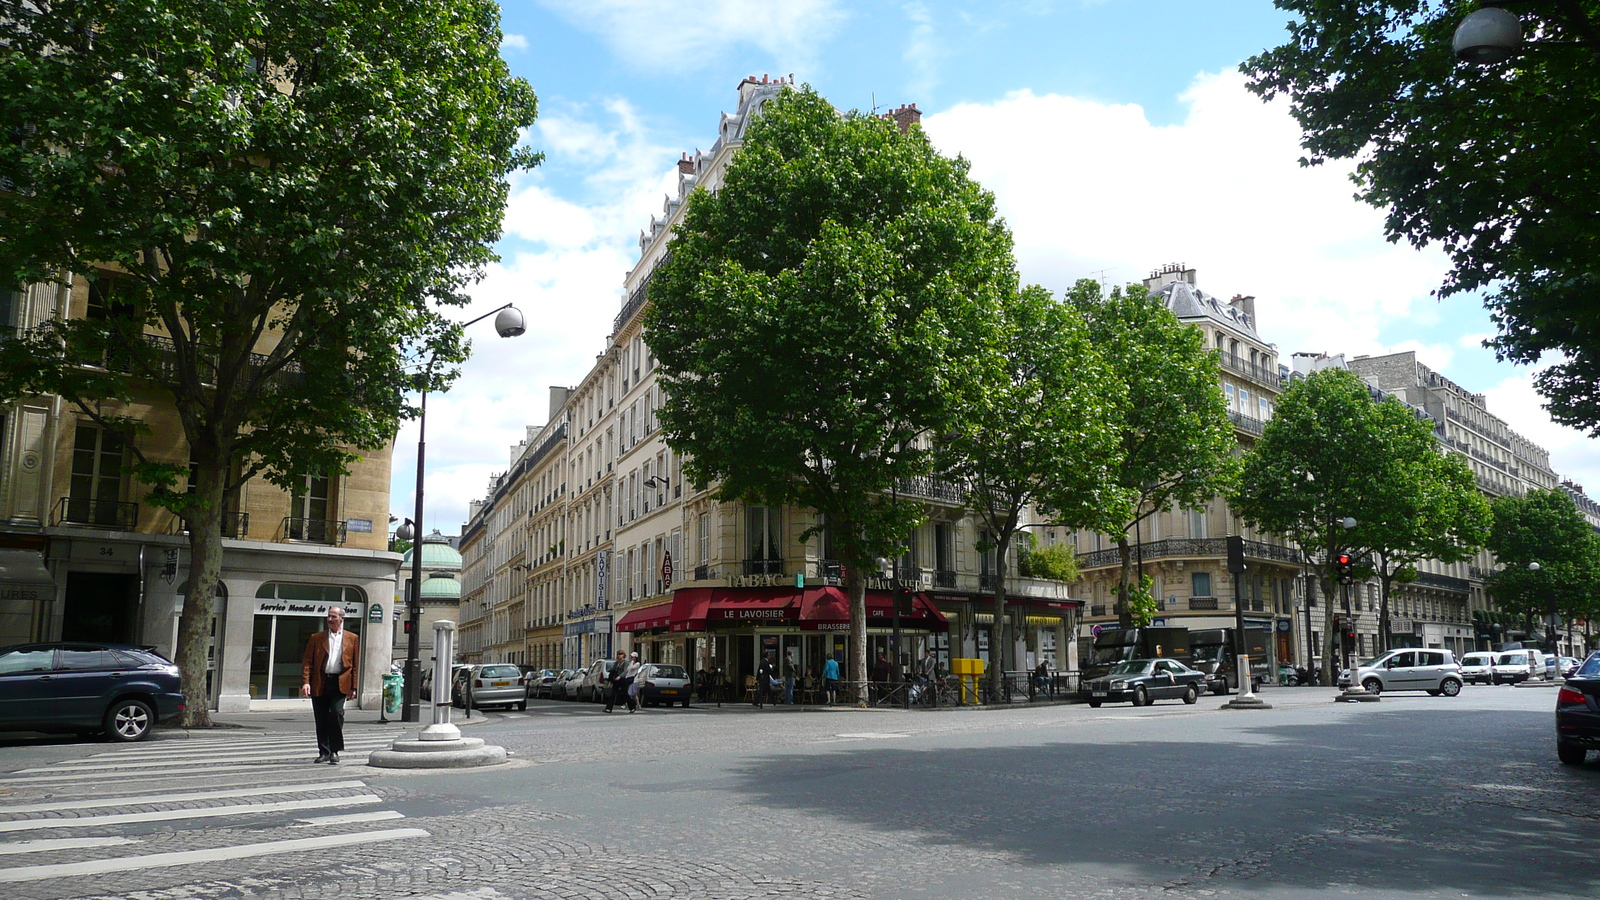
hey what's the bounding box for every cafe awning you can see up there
[798,586,949,632]
[669,587,800,632]
[615,601,676,633]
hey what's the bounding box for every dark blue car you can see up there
[1556,650,1600,766]
[0,642,185,741]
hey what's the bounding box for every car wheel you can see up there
[518,700,527,711]
[681,699,691,708]
[1361,678,1383,697]
[1557,742,1588,765]
[1133,685,1149,707]
[1183,685,1198,704]
[1087,700,1102,708]
[104,698,155,742]
[1440,678,1461,697]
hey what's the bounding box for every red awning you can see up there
[798,586,949,632]
[669,587,800,632]
[615,601,675,633]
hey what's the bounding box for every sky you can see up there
[392,0,1599,536]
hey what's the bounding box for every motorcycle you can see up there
[1279,664,1316,686]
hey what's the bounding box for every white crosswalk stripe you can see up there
[0,731,427,887]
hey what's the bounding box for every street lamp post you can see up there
[397,303,525,723]
[1527,561,1560,657]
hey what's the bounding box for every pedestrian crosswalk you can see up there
[0,730,427,890]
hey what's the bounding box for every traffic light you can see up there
[403,620,414,635]
[1344,620,1357,645]
[1226,535,1246,574]
[896,586,914,616]
[1335,553,1354,584]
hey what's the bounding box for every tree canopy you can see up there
[1064,280,1237,628]
[1233,366,1479,680]
[1485,488,1600,645]
[645,85,1015,692]
[1243,2,1600,433]
[0,0,539,723]
[942,284,1125,689]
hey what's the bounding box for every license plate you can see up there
[1092,691,1107,698]
[492,681,510,687]
[662,689,678,694]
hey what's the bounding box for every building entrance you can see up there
[62,572,139,643]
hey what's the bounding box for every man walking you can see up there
[781,648,797,705]
[755,652,776,708]
[302,606,359,764]
[603,649,628,713]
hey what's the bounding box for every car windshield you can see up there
[1578,655,1600,677]
[1503,654,1527,665]
[479,665,520,678]
[649,665,687,679]
[1107,661,1151,676]
[1190,645,1224,664]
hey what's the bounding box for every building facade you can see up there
[0,276,401,712]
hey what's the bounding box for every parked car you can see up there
[1459,652,1496,685]
[560,666,593,700]
[635,663,692,708]
[0,642,185,742]
[1556,651,1600,765]
[1343,649,1462,697]
[524,668,561,699]
[576,658,616,703]
[1559,657,1581,679]
[547,668,576,700]
[453,664,528,711]
[420,663,472,701]
[1079,658,1207,708]
[1492,651,1533,685]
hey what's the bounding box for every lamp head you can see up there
[394,518,416,542]
[494,305,526,338]
[1453,7,1522,64]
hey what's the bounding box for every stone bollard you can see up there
[368,620,507,769]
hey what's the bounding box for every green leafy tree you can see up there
[1117,574,1158,628]
[943,285,1126,696]
[1363,450,1491,652]
[1243,2,1600,432]
[1064,279,1238,628]
[0,1,538,724]
[1233,368,1466,684]
[645,86,1015,696]
[1486,488,1600,651]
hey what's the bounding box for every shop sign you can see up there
[708,607,794,621]
[255,598,364,618]
[730,573,793,588]
[661,552,672,589]
[807,622,851,632]
[1276,619,1293,633]
[347,518,372,533]
[596,550,608,604]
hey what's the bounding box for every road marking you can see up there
[0,837,140,856]
[0,781,368,814]
[13,751,373,774]
[291,810,405,827]
[94,736,396,760]
[0,763,320,785]
[0,794,381,832]
[833,733,909,739]
[0,827,428,883]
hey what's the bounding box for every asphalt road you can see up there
[0,684,1594,900]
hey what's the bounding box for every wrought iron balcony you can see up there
[896,475,963,503]
[281,517,347,545]
[1215,350,1281,388]
[170,511,249,539]
[55,497,139,530]
[1229,410,1266,436]
[934,569,957,588]
[811,559,843,579]
[1077,537,1302,571]
[742,558,784,576]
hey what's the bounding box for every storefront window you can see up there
[249,583,365,700]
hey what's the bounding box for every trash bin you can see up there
[382,673,404,715]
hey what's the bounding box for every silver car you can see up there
[1347,649,1462,697]
[635,663,692,708]
[454,664,528,711]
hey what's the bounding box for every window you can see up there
[934,523,953,573]
[66,424,126,525]
[0,286,20,338]
[1191,571,1212,598]
[1224,384,1235,408]
[287,472,336,542]
[1187,507,1207,539]
[746,505,781,571]
[697,512,710,565]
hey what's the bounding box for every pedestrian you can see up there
[755,652,776,708]
[603,649,628,713]
[301,606,359,765]
[1033,659,1050,693]
[622,651,643,712]
[872,651,891,703]
[696,663,713,703]
[781,648,797,704]
[822,653,841,705]
[920,649,939,681]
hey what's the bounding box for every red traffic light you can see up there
[1336,554,1352,566]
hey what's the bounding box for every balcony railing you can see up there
[55,497,138,530]
[1077,537,1302,571]
[896,475,963,503]
[1414,572,1471,594]
[1189,597,1219,611]
[934,569,957,588]
[811,559,843,579]
[170,511,249,539]
[1229,410,1266,436]
[1215,350,1281,389]
[743,558,784,576]
[281,517,347,546]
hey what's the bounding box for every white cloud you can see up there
[501,33,529,51]
[902,3,941,98]
[1482,368,1600,496]
[535,0,846,74]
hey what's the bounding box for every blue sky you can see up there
[394,0,1598,534]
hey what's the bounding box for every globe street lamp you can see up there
[398,303,525,722]
[1453,6,1523,63]
[1526,561,1560,656]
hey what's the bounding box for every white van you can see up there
[1491,651,1532,684]
[1524,649,1547,681]
[1459,652,1495,685]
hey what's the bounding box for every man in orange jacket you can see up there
[302,606,360,764]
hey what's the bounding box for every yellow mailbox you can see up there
[951,658,985,704]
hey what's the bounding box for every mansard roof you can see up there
[1148,280,1261,340]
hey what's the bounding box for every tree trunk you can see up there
[1116,535,1133,629]
[1377,573,1392,654]
[845,562,869,708]
[1321,573,1338,687]
[174,455,228,728]
[988,531,1011,699]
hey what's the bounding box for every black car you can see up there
[1556,650,1600,765]
[1079,658,1207,708]
[0,642,185,741]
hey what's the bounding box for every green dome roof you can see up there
[419,576,461,599]
[402,537,461,568]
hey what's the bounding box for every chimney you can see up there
[1229,293,1257,324]
[677,152,694,175]
[1142,262,1196,292]
[548,386,571,424]
[890,103,922,133]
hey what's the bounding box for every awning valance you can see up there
[615,601,675,633]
